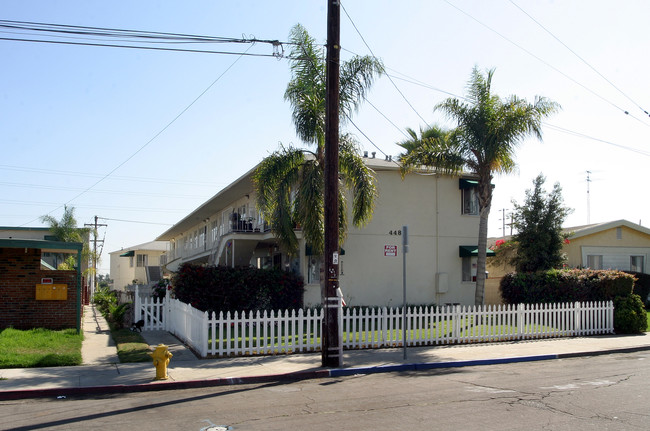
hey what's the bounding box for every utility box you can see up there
[35,284,68,300]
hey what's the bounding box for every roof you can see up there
[109,240,168,256]
[565,219,650,239]
[156,164,258,240]
[155,155,480,242]
[0,238,83,254]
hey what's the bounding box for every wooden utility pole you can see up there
[84,215,106,299]
[322,0,342,368]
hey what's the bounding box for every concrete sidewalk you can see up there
[2,306,650,400]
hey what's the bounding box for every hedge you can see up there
[171,264,304,314]
[499,268,646,333]
[500,269,634,304]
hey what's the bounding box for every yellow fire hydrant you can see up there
[149,344,173,380]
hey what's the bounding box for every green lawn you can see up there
[0,328,83,368]
[110,327,151,363]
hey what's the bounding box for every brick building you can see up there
[0,239,83,331]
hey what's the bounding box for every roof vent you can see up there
[371,152,376,158]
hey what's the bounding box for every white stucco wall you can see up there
[303,167,481,307]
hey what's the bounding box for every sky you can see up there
[2,1,649,275]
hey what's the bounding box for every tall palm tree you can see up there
[40,205,92,270]
[254,24,383,256]
[399,67,560,305]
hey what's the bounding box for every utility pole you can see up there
[586,170,592,224]
[84,215,106,299]
[322,0,342,368]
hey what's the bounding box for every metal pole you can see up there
[402,225,408,360]
[322,0,342,368]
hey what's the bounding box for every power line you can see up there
[509,0,650,119]
[0,164,226,187]
[22,44,254,227]
[97,217,173,226]
[340,2,431,128]
[443,0,650,128]
[544,122,650,157]
[0,36,289,58]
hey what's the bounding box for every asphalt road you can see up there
[2,351,649,431]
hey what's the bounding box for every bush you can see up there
[172,264,304,313]
[93,285,117,315]
[628,272,650,307]
[108,302,132,329]
[500,269,635,304]
[613,294,647,334]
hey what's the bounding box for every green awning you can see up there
[120,250,135,257]
[459,178,479,189]
[459,245,495,257]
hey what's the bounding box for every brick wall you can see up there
[0,247,79,330]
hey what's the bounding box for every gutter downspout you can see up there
[435,175,440,306]
[76,246,82,333]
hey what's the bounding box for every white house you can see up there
[156,156,486,306]
[109,240,169,291]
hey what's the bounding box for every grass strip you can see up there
[0,328,82,368]
[109,327,152,363]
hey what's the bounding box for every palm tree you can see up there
[399,67,560,305]
[40,205,92,270]
[254,24,383,256]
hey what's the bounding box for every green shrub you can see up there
[500,269,635,304]
[172,264,304,313]
[93,285,117,315]
[108,302,132,329]
[613,294,647,334]
[628,272,650,307]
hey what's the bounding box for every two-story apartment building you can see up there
[156,156,486,306]
[109,240,169,291]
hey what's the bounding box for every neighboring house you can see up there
[485,219,650,304]
[0,226,80,270]
[156,155,488,307]
[0,226,90,304]
[109,241,169,291]
[0,238,83,331]
[564,220,650,272]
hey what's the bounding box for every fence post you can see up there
[517,304,524,340]
[575,301,582,336]
[134,285,141,323]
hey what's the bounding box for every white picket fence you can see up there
[134,288,614,358]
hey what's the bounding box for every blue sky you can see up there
[2,1,649,274]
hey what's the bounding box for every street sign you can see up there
[384,245,398,257]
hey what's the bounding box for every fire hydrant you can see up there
[149,344,173,380]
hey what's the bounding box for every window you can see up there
[631,256,644,273]
[462,257,472,281]
[129,256,134,268]
[462,187,479,215]
[308,257,321,284]
[136,254,148,267]
[587,255,603,270]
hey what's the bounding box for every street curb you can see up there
[3,345,650,401]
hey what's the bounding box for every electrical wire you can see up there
[509,0,650,119]
[444,0,650,128]
[97,217,173,226]
[20,44,254,227]
[340,2,431,128]
[0,37,287,58]
[0,164,225,187]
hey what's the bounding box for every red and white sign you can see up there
[384,245,398,257]
[41,277,54,284]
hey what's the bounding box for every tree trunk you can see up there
[475,175,492,306]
